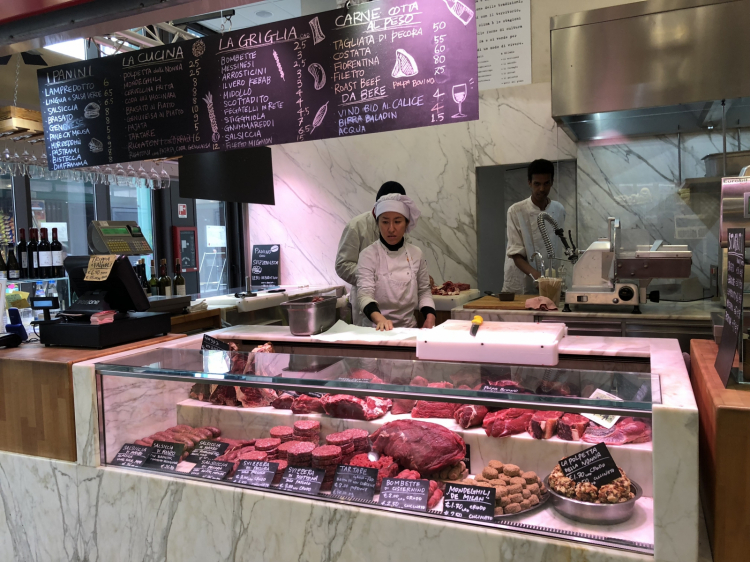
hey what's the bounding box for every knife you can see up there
[470,315,483,337]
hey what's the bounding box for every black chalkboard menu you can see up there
[37,0,479,170]
[716,228,745,386]
[251,244,280,286]
[558,443,620,487]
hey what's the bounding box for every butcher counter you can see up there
[0,324,702,562]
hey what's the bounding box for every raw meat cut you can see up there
[482,409,535,438]
[228,342,248,374]
[291,394,326,414]
[347,369,385,385]
[189,383,211,401]
[271,392,297,409]
[557,414,590,441]
[431,281,471,296]
[582,417,652,446]
[209,385,240,407]
[453,404,489,428]
[411,382,458,419]
[528,411,564,440]
[236,387,277,408]
[348,453,399,491]
[321,394,391,421]
[392,376,429,414]
[370,420,466,474]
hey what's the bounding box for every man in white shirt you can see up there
[502,159,566,294]
[335,181,407,324]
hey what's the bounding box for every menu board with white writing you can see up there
[37,0,479,170]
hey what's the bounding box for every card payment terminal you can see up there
[88,221,152,255]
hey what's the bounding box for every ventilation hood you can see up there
[551,0,750,142]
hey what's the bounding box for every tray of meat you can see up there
[430,284,480,311]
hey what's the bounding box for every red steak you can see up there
[582,417,652,446]
[411,382,458,419]
[347,369,385,385]
[321,394,391,421]
[557,414,590,441]
[370,420,466,474]
[291,394,326,414]
[482,408,535,438]
[188,383,211,401]
[453,404,489,429]
[528,410,564,439]
[209,385,240,407]
[392,376,429,414]
[236,387,277,408]
[271,392,296,409]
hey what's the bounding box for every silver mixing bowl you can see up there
[543,475,643,525]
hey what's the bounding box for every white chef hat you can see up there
[373,193,421,233]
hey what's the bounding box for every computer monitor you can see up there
[64,255,150,315]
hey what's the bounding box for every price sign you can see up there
[185,440,229,464]
[480,384,519,394]
[378,478,430,512]
[143,441,185,472]
[189,460,233,481]
[443,483,495,521]
[331,465,378,502]
[201,334,230,352]
[277,466,325,496]
[558,443,620,487]
[231,461,279,488]
[84,254,118,282]
[111,444,152,468]
[716,227,745,386]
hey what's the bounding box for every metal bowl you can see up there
[543,475,643,525]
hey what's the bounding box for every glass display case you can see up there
[95,348,658,556]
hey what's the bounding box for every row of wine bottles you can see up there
[134,258,186,297]
[0,227,64,281]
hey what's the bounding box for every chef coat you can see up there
[335,211,380,324]
[356,239,435,328]
[502,197,566,294]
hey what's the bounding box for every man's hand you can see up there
[511,254,541,280]
[422,313,436,329]
[371,312,393,331]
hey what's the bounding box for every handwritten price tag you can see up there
[559,443,620,487]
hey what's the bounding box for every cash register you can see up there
[38,221,171,348]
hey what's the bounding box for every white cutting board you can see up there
[416,320,567,366]
[431,289,481,311]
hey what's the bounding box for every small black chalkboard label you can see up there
[111,444,152,468]
[143,441,184,472]
[277,466,325,496]
[559,443,620,487]
[480,384,519,394]
[232,461,279,488]
[251,244,280,287]
[443,483,495,521]
[378,478,430,512]
[331,465,378,502]
[185,440,229,464]
[201,334,230,352]
[189,460,234,481]
[716,227,745,386]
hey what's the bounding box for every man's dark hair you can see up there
[527,159,555,183]
[376,181,406,200]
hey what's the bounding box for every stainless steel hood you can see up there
[551,0,750,141]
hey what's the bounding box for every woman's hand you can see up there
[371,312,393,331]
[422,313,436,329]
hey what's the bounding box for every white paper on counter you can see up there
[310,320,420,343]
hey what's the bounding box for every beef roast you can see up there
[271,392,297,409]
[528,411,564,439]
[209,385,240,407]
[347,369,385,385]
[321,394,391,421]
[189,383,211,401]
[582,417,652,446]
[291,394,326,414]
[370,419,466,474]
[411,382,459,419]
[453,404,489,429]
[236,387,277,408]
[482,408,535,438]
[391,400,416,415]
[557,414,590,441]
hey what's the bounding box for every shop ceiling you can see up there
[551,0,750,142]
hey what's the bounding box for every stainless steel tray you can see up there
[544,475,643,525]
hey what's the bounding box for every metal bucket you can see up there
[544,475,643,525]
[280,296,337,336]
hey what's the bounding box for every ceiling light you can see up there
[256,10,273,18]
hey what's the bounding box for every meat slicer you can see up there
[540,216,693,313]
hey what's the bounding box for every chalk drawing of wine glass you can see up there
[451,84,467,118]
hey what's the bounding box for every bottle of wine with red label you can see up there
[51,227,64,278]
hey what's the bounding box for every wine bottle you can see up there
[173,258,186,296]
[6,246,20,281]
[17,228,27,279]
[51,228,64,277]
[158,258,172,297]
[140,259,150,295]
[27,228,38,279]
[0,247,7,282]
[37,228,52,279]
[148,263,159,296]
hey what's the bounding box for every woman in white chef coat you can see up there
[356,194,436,331]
